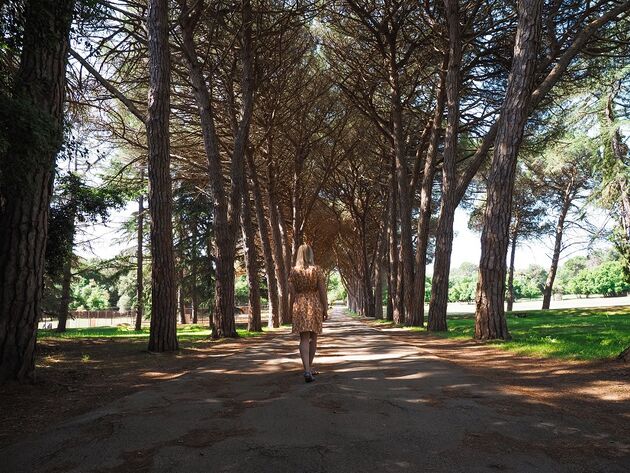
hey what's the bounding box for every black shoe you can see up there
[304,371,314,383]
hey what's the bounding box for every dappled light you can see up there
[1,0,630,471]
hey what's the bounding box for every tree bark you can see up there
[388,172,403,324]
[241,176,262,332]
[542,186,573,309]
[135,183,144,331]
[428,0,462,332]
[475,0,543,341]
[247,150,279,328]
[267,164,290,325]
[388,39,414,322]
[147,0,178,352]
[178,0,254,338]
[410,58,447,327]
[0,0,75,382]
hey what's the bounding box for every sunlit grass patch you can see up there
[420,305,630,360]
[38,324,269,341]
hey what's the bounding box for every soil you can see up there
[0,331,273,448]
[360,318,630,434]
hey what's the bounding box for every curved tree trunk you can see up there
[178,0,254,338]
[428,0,462,332]
[147,0,178,352]
[0,0,75,382]
[475,0,544,341]
[542,189,572,309]
[410,60,446,328]
[267,165,290,325]
[247,150,279,328]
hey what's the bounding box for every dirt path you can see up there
[2,310,628,473]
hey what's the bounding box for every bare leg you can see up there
[309,332,318,369]
[299,331,311,373]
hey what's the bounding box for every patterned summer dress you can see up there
[289,265,327,334]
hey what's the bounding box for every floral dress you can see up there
[289,266,327,334]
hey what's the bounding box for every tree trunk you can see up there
[178,0,255,338]
[178,270,188,324]
[191,278,199,324]
[147,0,178,352]
[267,166,290,325]
[475,0,543,341]
[241,176,262,332]
[374,263,384,319]
[247,149,279,328]
[507,229,518,313]
[278,203,293,291]
[388,172,403,324]
[542,189,572,309]
[388,41,414,321]
[135,185,144,331]
[0,0,75,383]
[56,249,73,332]
[410,58,447,327]
[428,0,462,332]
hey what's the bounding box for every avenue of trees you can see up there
[2,0,630,382]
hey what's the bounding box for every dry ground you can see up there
[1,311,628,472]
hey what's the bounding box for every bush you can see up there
[70,278,110,310]
[235,274,249,305]
[448,276,476,302]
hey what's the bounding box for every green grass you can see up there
[38,324,268,341]
[409,306,630,360]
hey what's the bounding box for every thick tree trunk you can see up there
[475,0,543,341]
[247,150,279,328]
[147,0,178,352]
[428,0,462,332]
[542,190,572,309]
[507,229,518,313]
[0,0,75,382]
[135,185,144,331]
[241,177,262,332]
[410,61,447,327]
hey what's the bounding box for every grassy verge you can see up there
[37,324,271,341]
[367,306,630,360]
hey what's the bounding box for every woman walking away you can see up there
[289,243,328,383]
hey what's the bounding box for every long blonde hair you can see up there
[295,243,315,269]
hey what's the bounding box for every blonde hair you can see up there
[295,243,315,269]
